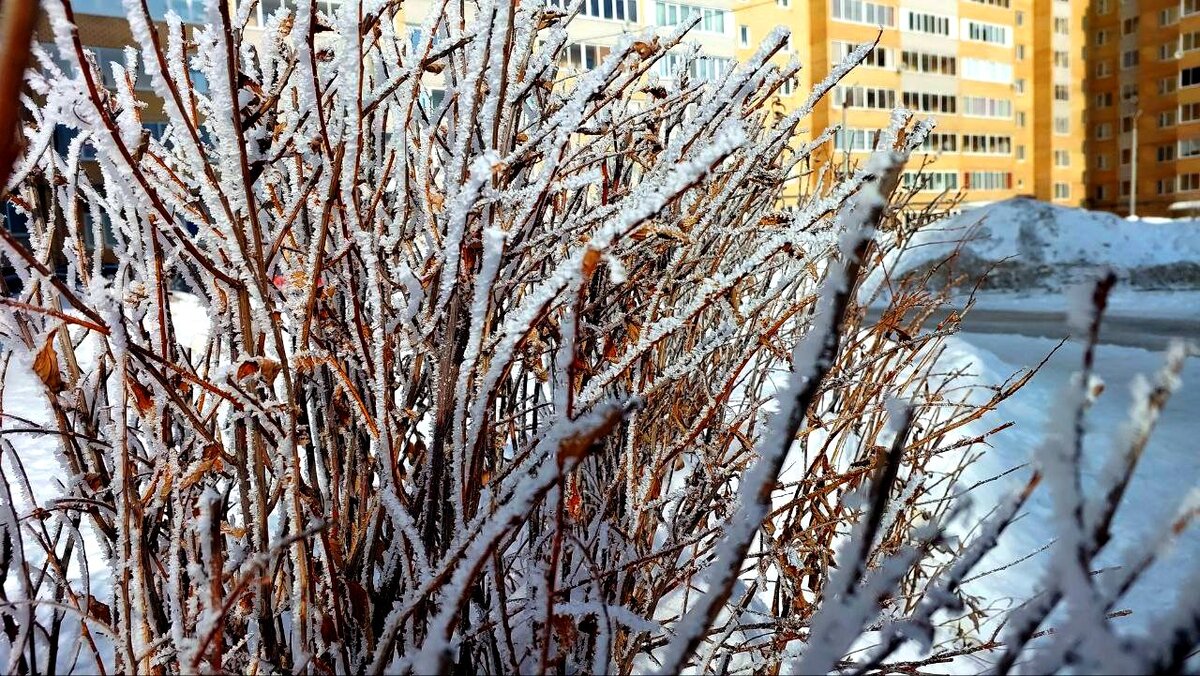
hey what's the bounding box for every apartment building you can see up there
[1086,0,1200,217]
[29,0,1088,213]
[779,0,1086,209]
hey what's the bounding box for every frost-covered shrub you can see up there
[0,0,1195,674]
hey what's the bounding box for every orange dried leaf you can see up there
[33,333,66,393]
[180,458,215,490]
[127,376,153,414]
[237,361,260,380]
[220,522,247,539]
[566,485,583,521]
[260,359,282,385]
[86,595,112,625]
[158,469,173,501]
[631,40,658,58]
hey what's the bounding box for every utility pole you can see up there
[1129,100,1142,218]
[841,88,850,176]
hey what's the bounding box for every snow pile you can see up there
[867,197,1200,295]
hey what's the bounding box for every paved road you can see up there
[868,307,1199,351]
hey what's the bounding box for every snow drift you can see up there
[866,197,1200,296]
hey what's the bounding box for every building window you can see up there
[1162,7,1180,25]
[1054,117,1070,134]
[1181,66,1200,87]
[1157,179,1174,195]
[902,91,958,114]
[1054,183,1070,200]
[835,85,897,110]
[834,128,880,151]
[739,25,750,47]
[1095,92,1114,107]
[1161,110,1177,127]
[657,53,734,82]
[1054,17,1070,35]
[1055,50,1071,68]
[1121,17,1139,35]
[1185,0,1200,17]
[1179,173,1200,191]
[964,20,1011,46]
[84,46,151,91]
[1183,32,1200,53]
[1096,185,1108,201]
[1181,102,1200,123]
[655,2,727,32]
[1054,150,1070,167]
[917,132,958,152]
[1161,42,1180,60]
[903,10,951,36]
[1095,30,1109,46]
[551,0,638,20]
[1096,154,1109,169]
[961,134,1012,155]
[833,41,894,68]
[901,171,959,192]
[962,58,1013,84]
[1160,77,1178,95]
[831,0,896,26]
[965,171,1013,191]
[1121,148,1132,164]
[249,0,341,26]
[1054,85,1070,101]
[1095,123,1113,139]
[901,50,956,75]
[1180,138,1200,157]
[962,95,1013,118]
[1095,60,1112,78]
[560,43,612,70]
[1016,145,1026,160]
[1120,49,1138,69]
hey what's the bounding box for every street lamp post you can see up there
[1129,100,1142,218]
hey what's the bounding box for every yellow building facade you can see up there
[758,0,1088,210]
[1085,0,1200,217]
[50,0,1091,212]
[529,0,1091,210]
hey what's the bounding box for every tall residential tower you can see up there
[1086,0,1200,217]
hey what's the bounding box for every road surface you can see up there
[869,307,1199,350]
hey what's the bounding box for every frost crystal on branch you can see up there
[0,1,1194,674]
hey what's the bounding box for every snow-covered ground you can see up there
[943,331,1199,638]
[0,293,210,673]
[864,197,1200,300]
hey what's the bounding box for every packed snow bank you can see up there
[864,197,1200,298]
[936,332,1200,646]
